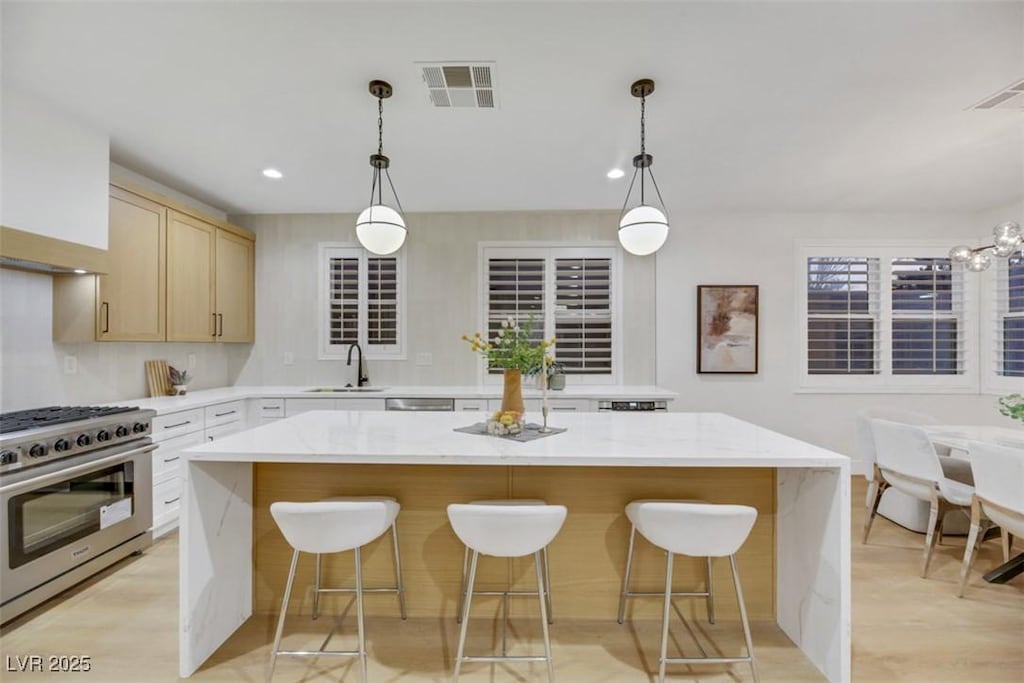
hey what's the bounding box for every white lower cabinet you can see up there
[455,399,487,411]
[151,427,204,538]
[285,398,336,416]
[485,398,593,412]
[259,398,285,423]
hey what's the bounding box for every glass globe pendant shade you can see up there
[993,241,1021,258]
[993,221,1022,242]
[966,251,992,272]
[618,205,669,256]
[356,204,407,255]
[948,245,973,263]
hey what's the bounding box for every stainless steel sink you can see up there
[304,387,388,393]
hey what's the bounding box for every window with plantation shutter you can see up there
[555,258,612,374]
[485,258,544,375]
[806,257,880,375]
[319,244,404,359]
[480,244,620,383]
[799,242,978,392]
[995,253,1024,378]
[890,257,963,375]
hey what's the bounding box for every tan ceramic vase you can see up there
[501,369,525,414]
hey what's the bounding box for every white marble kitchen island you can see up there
[180,411,850,682]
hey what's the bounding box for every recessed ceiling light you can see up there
[606,168,625,179]
[262,168,283,179]
[73,269,87,274]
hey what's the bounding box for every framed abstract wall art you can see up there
[697,285,759,374]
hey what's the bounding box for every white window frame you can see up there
[796,239,979,394]
[477,241,623,386]
[981,254,1024,394]
[317,242,406,361]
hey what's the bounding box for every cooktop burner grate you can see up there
[0,406,139,434]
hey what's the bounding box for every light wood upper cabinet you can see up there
[97,188,166,341]
[215,228,255,342]
[167,211,217,342]
[53,182,255,345]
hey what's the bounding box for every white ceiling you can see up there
[3,1,1022,216]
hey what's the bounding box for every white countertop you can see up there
[122,384,678,413]
[922,424,1024,451]
[184,410,847,468]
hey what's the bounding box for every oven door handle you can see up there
[0,443,157,495]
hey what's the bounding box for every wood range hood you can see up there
[0,225,109,274]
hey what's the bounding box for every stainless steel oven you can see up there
[0,407,154,623]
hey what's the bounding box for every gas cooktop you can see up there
[0,406,139,435]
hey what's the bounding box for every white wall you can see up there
[231,211,656,387]
[0,87,109,249]
[656,210,1023,472]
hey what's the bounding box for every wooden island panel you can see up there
[252,463,776,621]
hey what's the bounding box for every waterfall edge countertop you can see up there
[123,384,678,413]
[183,410,848,468]
[179,410,850,683]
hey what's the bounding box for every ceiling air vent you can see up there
[970,78,1024,110]
[418,62,497,109]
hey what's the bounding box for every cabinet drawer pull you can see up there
[214,410,236,417]
[262,406,281,411]
[164,496,181,505]
[163,456,180,463]
[163,421,191,430]
[552,407,577,411]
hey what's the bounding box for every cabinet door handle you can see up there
[101,301,110,334]
[218,313,224,337]
[212,313,217,337]
[164,496,181,505]
[163,456,180,463]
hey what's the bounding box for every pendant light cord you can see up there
[377,96,384,204]
[639,94,646,204]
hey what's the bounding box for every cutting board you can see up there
[145,360,173,397]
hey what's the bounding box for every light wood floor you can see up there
[1,479,1021,682]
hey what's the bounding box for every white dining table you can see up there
[922,424,1024,453]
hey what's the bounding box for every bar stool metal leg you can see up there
[705,556,715,624]
[312,553,322,620]
[456,546,469,624]
[391,521,408,620]
[355,546,367,683]
[617,524,637,624]
[267,548,300,683]
[535,550,555,682]
[453,550,479,683]
[729,554,759,683]
[542,546,554,624]
[657,550,674,683]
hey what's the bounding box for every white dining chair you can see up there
[857,408,972,537]
[957,441,1024,597]
[868,420,974,577]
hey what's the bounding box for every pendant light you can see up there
[618,79,670,256]
[948,221,1022,272]
[356,80,407,255]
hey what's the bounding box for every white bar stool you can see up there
[313,496,406,621]
[448,502,568,683]
[268,499,398,683]
[456,500,554,627]
[618,499,715,625]
[624,501,759,683]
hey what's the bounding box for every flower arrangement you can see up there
[461,316,555,374]
[487,410,524,436]
[998,394,1024,424]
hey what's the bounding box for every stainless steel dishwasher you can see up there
[385,398,455,412]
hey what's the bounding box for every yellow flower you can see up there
[499,413,515,425]
[461,334,469,341]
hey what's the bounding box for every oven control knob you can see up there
[1,450,18,465]
[54,438,72,452]
[115,425,129,438]
[29,443,48,458]
[96,429,112,442]
[76,434,92,448]
[132,422,148,434]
